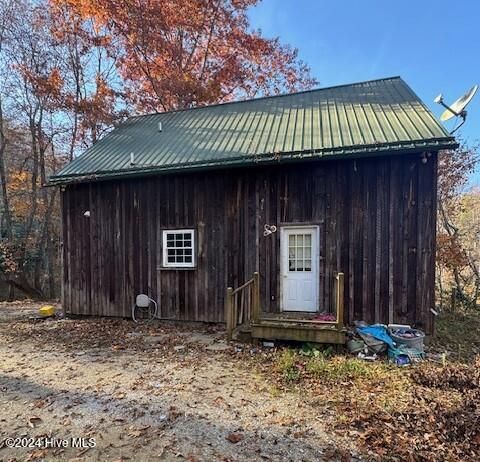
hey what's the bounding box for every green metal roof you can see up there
[50,76,456,185]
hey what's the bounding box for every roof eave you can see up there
[47,138,458,186]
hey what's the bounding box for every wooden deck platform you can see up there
[250,317,345,344]
[226,272,346,345]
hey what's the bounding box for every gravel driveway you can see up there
[0,302,354,461]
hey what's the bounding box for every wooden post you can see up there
[336,272,344,328]
[252,272,260,323]
[225,287,233,340]
[238,290,244,324]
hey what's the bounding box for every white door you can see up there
[281,226,319,312]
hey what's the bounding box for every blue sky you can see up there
[249,0,479,181]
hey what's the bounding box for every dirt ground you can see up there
[0,302,356,462]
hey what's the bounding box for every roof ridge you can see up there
[126,76,403,121]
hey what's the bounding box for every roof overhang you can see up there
[48,137,457,186]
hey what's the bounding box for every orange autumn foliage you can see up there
[437,143,480,307]
[17,67,64,106]
[50,0,316,112]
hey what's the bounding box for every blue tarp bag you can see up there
[357,325,395,349]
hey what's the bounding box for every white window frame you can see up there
[162,229,195,268]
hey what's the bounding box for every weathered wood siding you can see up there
[61,152,437,332]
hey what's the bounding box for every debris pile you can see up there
[348,322,425,366]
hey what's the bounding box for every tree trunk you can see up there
[7,284,14,302]
[6,275,44,299]
[0,96,13,238]
[47,234,56,299]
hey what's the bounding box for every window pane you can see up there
[289,259,296,271]
[289,235,295,246]
[297,235,304,246]
[163,230,195,266]
[305,234,311,246]
[305,259,312,271]
[305,247,311,258]
[297,248,304,259]
[296,260,304,271]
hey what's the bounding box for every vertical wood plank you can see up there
[61,155,437,333]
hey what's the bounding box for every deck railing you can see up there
[226,271,344,340]
[225,272,260,340]
[333,272,345,328]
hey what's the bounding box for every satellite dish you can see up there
[434,85,478,133]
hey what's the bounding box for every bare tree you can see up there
[436,142,480,310]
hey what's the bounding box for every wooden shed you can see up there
[50,77,457,343]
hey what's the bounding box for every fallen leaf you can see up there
[28,416,42,428]
[226,432,244,444]
[26,449,48,461]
